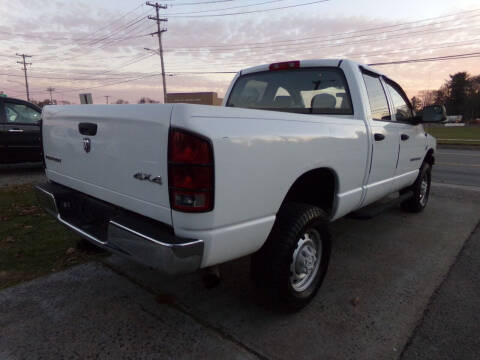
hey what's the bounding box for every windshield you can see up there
[226,67,353,115]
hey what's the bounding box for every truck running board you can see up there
[350,191,414,220]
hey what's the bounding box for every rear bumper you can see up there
[35,182,204,275]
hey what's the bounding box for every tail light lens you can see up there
[168,129,214,212]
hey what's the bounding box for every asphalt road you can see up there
[434,148,480,187]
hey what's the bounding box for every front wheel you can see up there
[401,163,432,213]
[251,203,331,312]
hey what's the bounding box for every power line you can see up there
[3,36,477,84]
[166,0,235,5]
[166,0,287,15]
[94,3,145,34]
[166,8,480,50]
[86,12,149,47]
[8,49,479,98]
[164,23,480,62]
[368,51,480,66]
[168,0,330,17]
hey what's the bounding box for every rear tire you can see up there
[251,203,331,312]
[401,163,432,213]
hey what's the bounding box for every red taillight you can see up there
[269,61,300,71]
[168,129,214,212]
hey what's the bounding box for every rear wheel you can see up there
[401,163,432,213]
[251,203,331,312]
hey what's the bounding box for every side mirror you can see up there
[421,105,447,123]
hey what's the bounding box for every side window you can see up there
[4,103,41,124]
[386,83,413,121]
[362,73,391,121]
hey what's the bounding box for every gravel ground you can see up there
[0,164,46,187]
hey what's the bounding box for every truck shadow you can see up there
[102,188,480,359]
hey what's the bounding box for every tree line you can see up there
[411,72,480,121]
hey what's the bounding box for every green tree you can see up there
[446,72,471,117]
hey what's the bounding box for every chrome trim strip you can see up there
[35,185,59,216]
[36,185,107,245]
[109,220,203,248]
[57,215,107,245]
[35,182,204,274]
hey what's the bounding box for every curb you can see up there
[437,144,480,151]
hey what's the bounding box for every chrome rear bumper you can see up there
[35,182,204,275]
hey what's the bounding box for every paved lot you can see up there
[0,163,45,187]
[1,182,480,359]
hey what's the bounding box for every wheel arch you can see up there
[424,148,435,166]
[279,167,339,218]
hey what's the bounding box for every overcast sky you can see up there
[1,0,479,104]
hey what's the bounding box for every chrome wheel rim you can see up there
[419,177,429,206]
[290,229,322,292]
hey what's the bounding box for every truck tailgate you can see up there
[42,104,174,225]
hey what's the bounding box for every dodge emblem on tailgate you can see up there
[83,138,91,153]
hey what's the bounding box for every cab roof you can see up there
[239,59,384,77]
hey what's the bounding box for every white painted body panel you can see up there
[42,104,173,225]
[42,59,436,269]
[169,104,368,266]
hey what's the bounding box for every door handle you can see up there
[374,133,385,141]
[78,122,98,136]
[401,134,409,141]
[8,128,24,133]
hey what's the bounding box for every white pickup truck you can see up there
[36,59,446,310]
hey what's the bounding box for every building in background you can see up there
[166,92,223,105]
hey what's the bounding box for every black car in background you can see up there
[0,97,42,164]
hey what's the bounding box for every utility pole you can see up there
[46,87,55,104]
[16,53,32,101]
[146,2,168,103]
[104,95,110,104]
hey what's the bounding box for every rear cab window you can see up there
[226,68,353,115]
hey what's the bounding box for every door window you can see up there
[362,73,391,121]
[386,83,413,121]
[3,103,41,124]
